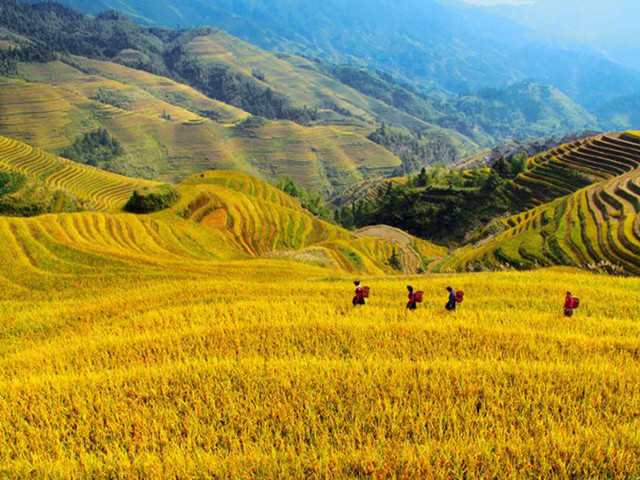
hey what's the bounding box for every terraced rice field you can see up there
[0,136,157,212]
[0,144,439,273]
[1,222,639,477]
[0,143,638,477]
[0,78,85,150]
[65,57,250,124]
[437,132,640,274]
[2,60,403,193]
[20,61,213,125]
[515,132,640,208]
[178,171,444,270]
[328,177,408,207]
[183,31,434,131]
[229,122,401,195]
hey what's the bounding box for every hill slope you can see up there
[1,60,402,194]
[0,135,158,212]
[436,132,640,275]
[44,0,640,110]
[514,132,640,208]
[1,0,607,156]
[0,135,444,273]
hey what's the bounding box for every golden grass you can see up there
[2,60,402,192]
[0,135,157,212]
[1,246,639,477]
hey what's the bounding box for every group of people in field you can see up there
[353,281,581,316]
[352,281,463,311]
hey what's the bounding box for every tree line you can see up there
[336,153,530,244]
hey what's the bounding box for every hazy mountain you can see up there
[476,0,640,71]
[1,0,601,149]
[27,0,640,111]
[596,91,640,131]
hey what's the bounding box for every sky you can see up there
[463,1,532,4]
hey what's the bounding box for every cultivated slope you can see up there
[176,171,445,272]
[0,138,443,275]
[514,132,640,208]
[21,58,249,125]
[0,135,157,212]
[178,29,437,131]
[436,132,640,275]
[1,62,401,193]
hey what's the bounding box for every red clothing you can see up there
[407,291,417,310]
[353,286,365,306]
[564,295,573,309]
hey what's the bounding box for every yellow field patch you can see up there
[71,57,250,124]
[1,245,638,477]
[0,136,157,212]
[20,61,211,124]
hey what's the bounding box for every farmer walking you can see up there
[445,286,457,311]
[353,280,366,307]
[407,285,417,310]
[564,291,579,317]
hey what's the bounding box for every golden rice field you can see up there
[1,239,639,477]
[2,60,402,192]
[21,59,249,125]
[0,135,157,212]
[1,132,639,476]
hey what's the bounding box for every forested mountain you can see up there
[596,92,640,131]
[35,0,640,113]
[0,0,600,153]
[323,66,597,145]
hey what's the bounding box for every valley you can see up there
[2,0,640,476]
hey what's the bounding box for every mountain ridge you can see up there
[37,0,640,112]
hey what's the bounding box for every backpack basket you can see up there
[362,286,370,298]
[572,298,580,309]
[455,291,465,303]
[415,291,424,303]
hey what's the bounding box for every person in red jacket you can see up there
[564,291,574,317]
[353,280,365,307]
[406,285,417,310]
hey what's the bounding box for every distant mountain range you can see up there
[475,0,640,72]
[0,1,601,147]
[32,0,640,114]
[1,0,639,201]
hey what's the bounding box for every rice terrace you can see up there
[1,0,640,477]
